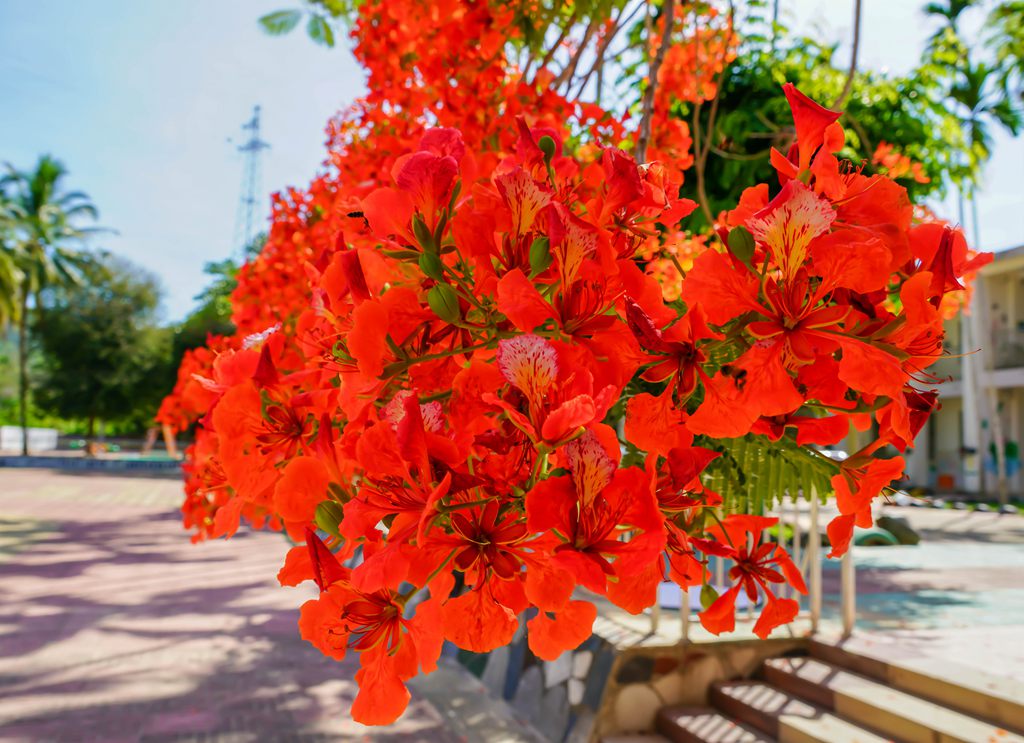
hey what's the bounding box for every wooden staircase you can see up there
[604,638,1024,743]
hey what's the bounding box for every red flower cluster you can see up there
[159,1,988,725]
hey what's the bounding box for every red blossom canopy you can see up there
[157,0,989,725]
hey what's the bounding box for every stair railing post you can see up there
[809,490,822,633]
[841,547,856,637]
[792,498,802,602]
[681,591,690,647]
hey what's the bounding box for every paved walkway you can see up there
[3,470,1023,741]
[817,504,1024,681]
[0,470,463,742]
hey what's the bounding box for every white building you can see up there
[906,245,1024,495]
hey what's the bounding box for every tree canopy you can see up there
[32,253,170,435]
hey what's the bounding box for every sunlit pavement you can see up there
[0,469,460,743]
[819,505,1024,681]
[3,471,1023,741]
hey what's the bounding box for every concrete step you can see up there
[656,705,774,743]
[809,637,1024,734]
[407,657,547,742]
[763,656,1024,743]
[709,680,888,743]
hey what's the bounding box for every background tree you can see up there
[171,232,264,366]
[922,0,1023,502]
[32,253,170,443]
[1,155,98,454]
[0,194,23,330]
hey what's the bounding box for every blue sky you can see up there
[1,0,363,320]
[1,1,1022,321]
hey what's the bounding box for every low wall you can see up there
[0,455,183,475]
[0,426,59,452]
[452,600,808,742]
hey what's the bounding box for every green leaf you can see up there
[258,9,302,36]
[306,14,335,47]
[700,583,720,610]
[427,284,461,324]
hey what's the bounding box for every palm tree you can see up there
[1,155,98,455]
[0,195,24,330]
[923,3,1023,504]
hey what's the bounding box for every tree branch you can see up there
[572,2,645,100]
[831,0,863,109]
[527,10,578,85]
[635,0,677,162]
[553,18,598,91]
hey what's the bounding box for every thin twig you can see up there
[528,9,578,84]
[553,18,598,91]
[690,4,738,228]
[572,1,645,100]
[831,0,862,109]
[692,103,715,226]
[635,0,677,162]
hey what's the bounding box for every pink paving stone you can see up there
[0,469,460,743]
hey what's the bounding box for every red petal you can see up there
[305,527,348,591]
[351,647,412,725]
[753,593,800,639]
[277,544,314,587]
[698,585,740,635]
[362,187,414,242]
[826,513,857,558]
[782,83,842,171]
[442,582,519,653]
[274,457,329,523]
[527,600,597,661]
[349,300,390,379]
[541,394,597,443]
[496,268,553,332]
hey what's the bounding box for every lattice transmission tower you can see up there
[232,105,271,257]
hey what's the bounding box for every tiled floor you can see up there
[3,469,1023,741]
[820,506,1024,640]
[0,470,460,742]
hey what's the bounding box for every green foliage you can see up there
[919,1,1023,192]
[306,13,335,47]
[257,1,359,46]
[31,253,172,434]
[172,233,265,365]
[258,9,303,35]
[702,434,837,515]
[674,26,971,230]
[0,338,61,428]
[0,198,21,329]
[987,2,1024,96]
[1,155,98,298]
[1,154,100,450]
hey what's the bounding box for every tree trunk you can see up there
[17,282,29,457]
[86,415,96,458]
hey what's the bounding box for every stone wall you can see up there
[592,636,806,738]
[447,616,619,743]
